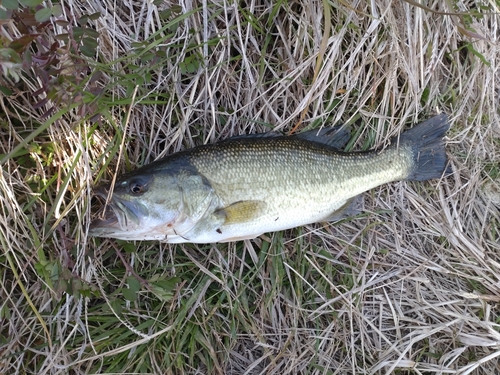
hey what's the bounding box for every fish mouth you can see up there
[89,186,147,237]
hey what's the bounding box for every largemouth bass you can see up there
[90,114,450,243]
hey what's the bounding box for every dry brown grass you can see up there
[1,0,499,374]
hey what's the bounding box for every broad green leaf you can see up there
[80,44,96,57]
[77,15,88,25]
[72,27,85,39]
[34,7,52,22]
[84,28,100,38]
[88,12,101,20]
[19,0,43,6]
[51,4,62,17]
[152,277,181,291]
[0,304,11,320]
[55,20,69,27]
[55,33,70,41]
[0,86,13,96]
[118,241,136,253]
[110,299,123,315]
[2,0,18,10]
[82,36,98,49]
[122,287,137,301]
[126,276,141,293]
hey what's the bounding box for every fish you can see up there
[89,114,450,243]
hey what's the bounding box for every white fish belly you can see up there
[184,183,352,243]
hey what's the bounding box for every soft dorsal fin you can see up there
[222,125,351,150]
[291,125,351,150]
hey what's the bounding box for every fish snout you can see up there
[89,184,120,236]
[93,184,112,200]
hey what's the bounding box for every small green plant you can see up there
[0,0,101,118]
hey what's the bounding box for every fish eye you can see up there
[129,179,147,195]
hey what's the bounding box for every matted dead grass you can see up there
[1,0,499,374]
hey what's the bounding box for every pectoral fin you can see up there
[216,200,267,224]
[324,195,364,222]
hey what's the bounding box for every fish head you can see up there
[89,172,183,241]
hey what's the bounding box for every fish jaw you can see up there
[89,186,179,241]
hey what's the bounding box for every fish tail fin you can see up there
[397,114,451,181]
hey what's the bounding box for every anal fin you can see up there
[324,195,364,222]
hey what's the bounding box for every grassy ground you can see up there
[1,0,499,374]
